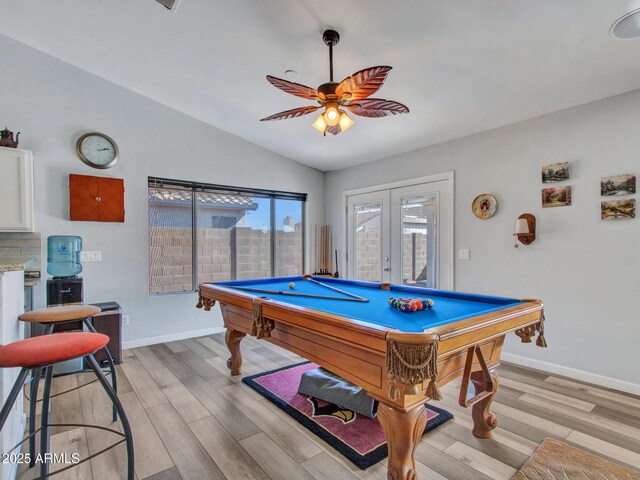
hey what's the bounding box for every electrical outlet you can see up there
[122,315,130,326]
[458,249,470,260]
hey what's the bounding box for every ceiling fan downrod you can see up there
[322,30,340,83]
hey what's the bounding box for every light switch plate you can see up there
[458,249,470,260]
[80,251,102,262]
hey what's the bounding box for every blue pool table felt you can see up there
[212,276,522,333]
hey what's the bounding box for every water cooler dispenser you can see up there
[47,235,83,306]
[44,235,85,374]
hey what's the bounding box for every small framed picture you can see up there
[601,198,635,220]
[471,194,498,219]
[601,174,636,196]
[542,186,572,208]
[541,162,569,183]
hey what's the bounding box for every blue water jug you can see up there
[47,235,83,278]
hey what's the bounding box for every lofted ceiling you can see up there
[2,1,640,171]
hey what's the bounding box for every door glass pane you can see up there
[353,202,382,282]
[401,194,438,288]
[275,199,303,276]
[148,187,194,294]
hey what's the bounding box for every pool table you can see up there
[197,275,545,480]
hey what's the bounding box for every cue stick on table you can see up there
[304,276,368,302]
[231,286,369,302]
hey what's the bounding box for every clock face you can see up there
[77,133,118,169]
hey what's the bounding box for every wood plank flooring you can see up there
[16,333,640,480]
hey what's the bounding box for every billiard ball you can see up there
[288,282,295,289]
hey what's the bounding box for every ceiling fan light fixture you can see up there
[312,115,327,133]
[324,102,340,126]
[338,111,354,132]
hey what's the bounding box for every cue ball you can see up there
[288,282,295,289]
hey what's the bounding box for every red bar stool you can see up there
[0,332,134,479]
[19,304,119,465]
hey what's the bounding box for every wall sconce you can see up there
[513,213,536,247]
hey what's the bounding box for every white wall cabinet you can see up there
[0,147,34,232]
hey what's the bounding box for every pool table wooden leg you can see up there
[377,401,430,480]
[470,368,499,438]
[225,328,246,375]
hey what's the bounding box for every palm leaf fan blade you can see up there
[266,76,319,100]
[260,106,320,121]
[336,66,392,101]
[347,99,409,118]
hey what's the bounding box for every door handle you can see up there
[383,267,390,271]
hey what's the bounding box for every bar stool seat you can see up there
[18,305,101,324]
[0,332,134,479]
[18,304,120,468]
[0,332,108,368]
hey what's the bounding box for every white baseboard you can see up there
[502,353,640,396]
[122,326,226,349]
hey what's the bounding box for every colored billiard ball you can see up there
[288,282,295,289]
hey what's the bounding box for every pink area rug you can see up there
[242,361,453,469]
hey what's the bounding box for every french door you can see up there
[346,173,453,289]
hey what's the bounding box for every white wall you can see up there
[0,34,325,345]
[326,90,640,392]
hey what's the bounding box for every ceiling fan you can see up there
[260,30,409,136]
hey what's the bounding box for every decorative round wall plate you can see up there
[472,194,498,219]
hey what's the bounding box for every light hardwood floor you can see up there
[17,333,640,480]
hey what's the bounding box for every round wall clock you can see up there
[76,132,119,169]
[472,194,498,219]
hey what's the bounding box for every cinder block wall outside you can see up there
[354,231,381,282]
[149,226,302,293]
[353,231,427,283]
[402,232,427,283]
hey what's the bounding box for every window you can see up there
[148,177,306,294]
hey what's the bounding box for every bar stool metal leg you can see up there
[39,365,54,479]
[85,354,134,480]
[29,324,54,468]
[84,318,118,421]
[0,368,29,430]
[28,367,42,467]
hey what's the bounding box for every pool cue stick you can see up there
[231,286,369,302]
[320,225,325,273]
[321,225,324,273]
[324,225,328,273]
[316,225,320,274]
[329,226,333,273]
[322,225,327,273]
[334,250,339,278]
[319,225,323,273]
[305,277,368,301]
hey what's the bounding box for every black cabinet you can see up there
[90,302,122,365]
